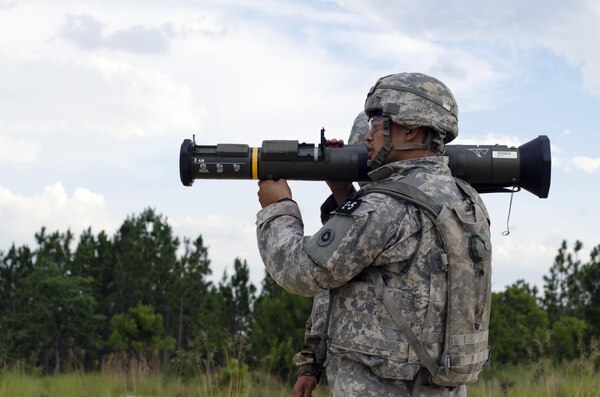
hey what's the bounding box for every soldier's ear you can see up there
[403,127,421,142]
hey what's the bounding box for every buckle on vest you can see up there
[431,251,449,272]
[442,352,451,375]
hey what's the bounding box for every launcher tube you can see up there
[179,136,551,198]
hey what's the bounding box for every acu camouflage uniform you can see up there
[258,73,490,396]
[258,157,485,396]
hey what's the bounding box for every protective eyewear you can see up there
[368,115,385,133]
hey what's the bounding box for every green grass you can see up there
[0,369,304,397]
[469,358,600,397]
[1,359,598,397]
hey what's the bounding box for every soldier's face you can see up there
[366,116,416,161]
[365,116,385,160]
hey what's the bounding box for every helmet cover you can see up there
[364,73,458,143]
[347,111,369,145]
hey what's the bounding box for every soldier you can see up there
[257,73,491,397]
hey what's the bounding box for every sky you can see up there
[1,0,599,293]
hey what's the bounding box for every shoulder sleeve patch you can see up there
[336,199,362,214]
[303,215,356,267]
[317,228,335,246]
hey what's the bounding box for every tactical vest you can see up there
[325,176,491,387]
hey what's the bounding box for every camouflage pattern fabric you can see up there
[293,290,330,369]
[348,111,369,145]
[256,156,460,297]
[326,355,466,397]
[257,156,479,394]
[364,73,458,143]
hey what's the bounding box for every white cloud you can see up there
[453,133,523,147]
[551,155,600,174]
[490,238,557,291]
[60,14,176,54]
[541,2,600,97]
[161,19,370,144]
[0,0,16,9]
[0,55,201,139]
[85,56,201,138]
[572,156,600,173]
[0,135,41,163]
[321,29,516,113]
[73,187,105,205]
[0,182,116,248]
[490,231,600,293]
[340,0,600,96]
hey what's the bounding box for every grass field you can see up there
[468,358,600,397]
[1,358,598,397]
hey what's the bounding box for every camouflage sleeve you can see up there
[256,193,416,297]
[256,199,322,296]
[293,316,321,366]
[293,292,330,379]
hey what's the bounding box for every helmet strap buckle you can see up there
[368,142,394,168]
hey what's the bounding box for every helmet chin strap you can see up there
[368,117,439,168]
[368,142,432,168]
[368,142,393,168]
[368,116,393,168]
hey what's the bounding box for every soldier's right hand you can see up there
[257,179,292,208]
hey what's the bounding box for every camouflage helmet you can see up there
[364,73,458,143]
[347,111,368,145]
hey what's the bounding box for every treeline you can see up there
[491,240,600,366]
[1,208,599,379]
[0,208,312,378]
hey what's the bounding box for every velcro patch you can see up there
[303,215,356,267]
[317,228,335,246]
[336,199,362,214]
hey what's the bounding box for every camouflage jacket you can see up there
[293,192,347,375]
[256,156,481,379]
[293,291,329,379]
